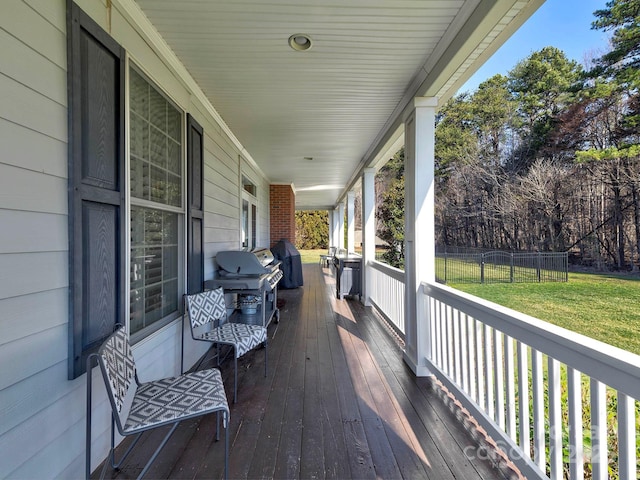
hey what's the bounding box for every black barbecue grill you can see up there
[204,248,283,327]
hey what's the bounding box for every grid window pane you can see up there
[130,207,180,335]
[129,66,183,336]
[150,127,167,168]
[167,139,181,174]
[130,113,149,160]
[130,69,149,120]
[130,67,182,207]
[150,165,166,204]
[167,108,181,142]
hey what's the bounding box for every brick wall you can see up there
[270,184,295,246]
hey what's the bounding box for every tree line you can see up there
[377,0,640,270]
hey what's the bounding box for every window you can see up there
[129,67,184,336]
[241,176,257,249]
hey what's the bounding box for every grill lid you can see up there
[216,248,275,275]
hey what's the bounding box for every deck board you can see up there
[95,262,510,480]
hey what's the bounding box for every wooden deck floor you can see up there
[96,263,516,479]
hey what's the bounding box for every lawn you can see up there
[451,272,640,355]
[297,249,640,355]
[297,248,326,264]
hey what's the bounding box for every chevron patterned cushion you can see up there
[123,368,228,434]
[196,322,267,357]
[100,327,136,413]
[186,288,227,328]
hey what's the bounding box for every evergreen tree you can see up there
[508,46,583,168]
[295,210,328,249]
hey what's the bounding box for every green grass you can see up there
[297,248,326,264]
[451,272,640,355]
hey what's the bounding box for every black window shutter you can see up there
[186,114,204,294]
[67,2,125,379]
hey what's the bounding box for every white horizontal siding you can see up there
[1,0,66,70]
[0,163,67,214]
[0,251,67,299]
[0,117,67,178]
[0,323,68,392]
[0,73,67,142]
[0,360,85,478]
[0,0,271,477]
[0,29,67,106]
[0,210,67,253]
[0,289,67,348]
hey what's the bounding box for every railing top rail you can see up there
[368,259,405,282]
[422,280,640,400]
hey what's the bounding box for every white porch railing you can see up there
[368,260,405,335]
[422,280,640,480]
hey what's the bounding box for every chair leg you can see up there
[233,354,238,403]
[136,422,180,480]
[216,411,220,442]
[224,412,229,480]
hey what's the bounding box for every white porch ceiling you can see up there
[132,0,543,209]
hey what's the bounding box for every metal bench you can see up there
[86,326,230,479]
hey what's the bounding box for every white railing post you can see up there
[590,379,607,480]
[484,324,494,418]
[548,357,562,480]
[504,335,516,441]
[493,330,505,430]
[517,342,530,452]
[465,315,475,399]
[567,367,584,480]
[617,392,637,480]
[532,348,545,471]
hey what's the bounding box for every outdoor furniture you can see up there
[334,255,362,300]
[319,246,337,267]
[185,287,267,403]
[86,326,229,480]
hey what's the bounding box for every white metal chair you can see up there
[86,326,229,479]
[320,246,337,267]
[185,287,267,403]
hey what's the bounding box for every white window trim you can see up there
[126,58,188,342]
[240,172,258,250]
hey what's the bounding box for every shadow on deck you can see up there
[95,262,518,479]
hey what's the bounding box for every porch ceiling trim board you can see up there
[111,0,267,181]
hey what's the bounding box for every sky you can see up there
[458,0,612,93]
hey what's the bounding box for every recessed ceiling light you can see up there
[288,34,313,51]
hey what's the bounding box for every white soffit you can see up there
[131,0,544,209]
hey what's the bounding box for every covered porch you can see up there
[4,1,640,479]
[94,262,515,479]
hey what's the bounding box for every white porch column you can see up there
[347,191,355,253]
[330,208,339,248]
[336,202,345,250]
[328,209,335,248]
[403,97,437,376]
[361,168,375,306]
